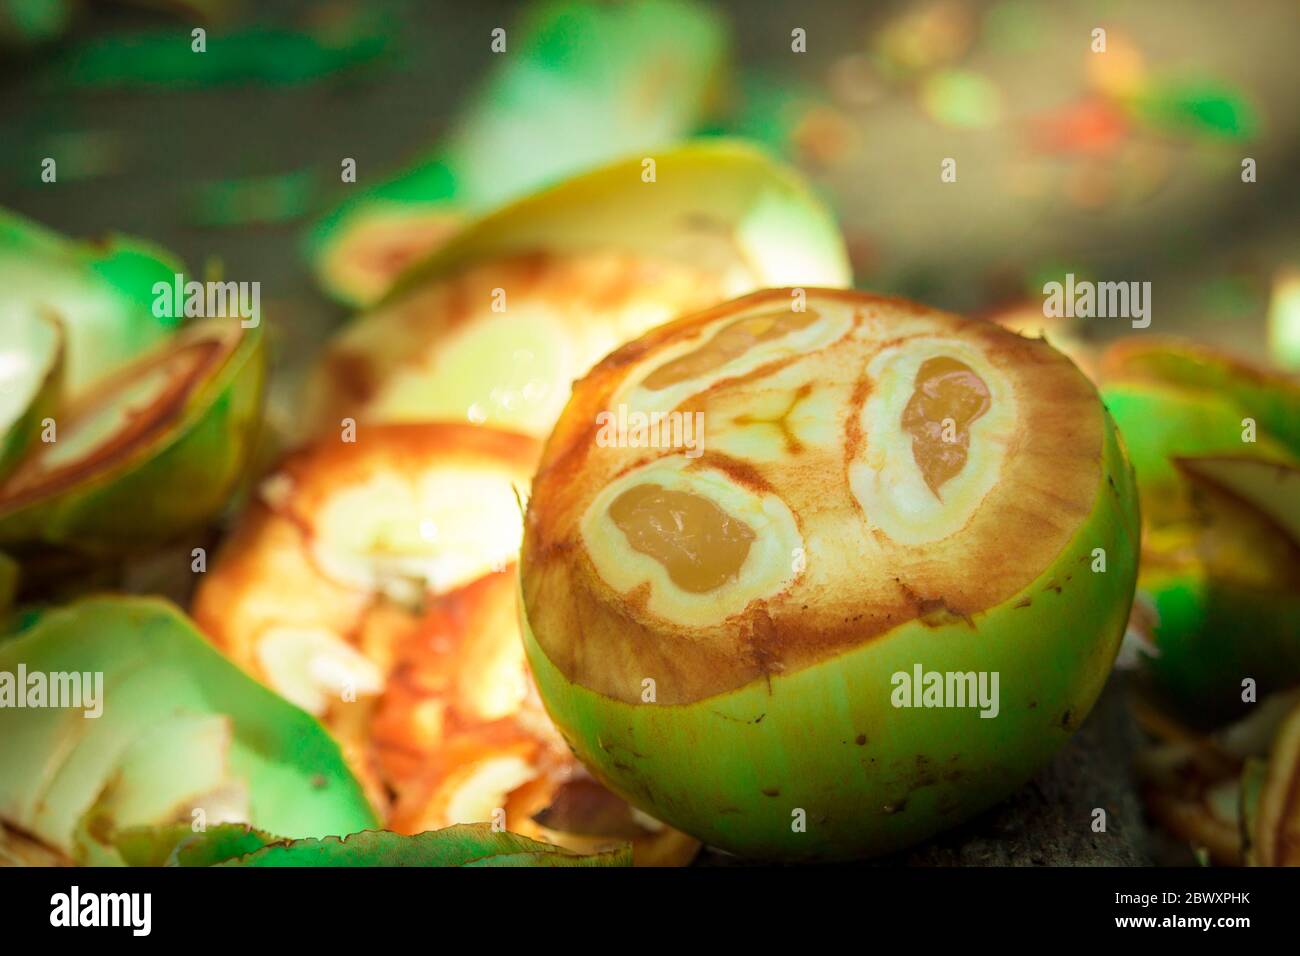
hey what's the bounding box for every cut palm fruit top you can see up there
[309,140,850,441]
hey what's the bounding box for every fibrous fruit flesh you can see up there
[520,287,1140,860]
[192,423,698,865]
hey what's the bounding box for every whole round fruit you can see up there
[519,288,1140,860]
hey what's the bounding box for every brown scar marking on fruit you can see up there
[855,734,867,745]
[842,369,873,470]
[1013,597,1032,609]
[761,787,781,797]
[622,581,652,615]
[895,581,974,628]
[729,382,814,454]
[1043,579,1063,594]
[745,608,786,690]
[1060,709,1075,730]
[596,736,645,760]
[686,451,777,497]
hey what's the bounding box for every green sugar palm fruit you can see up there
[520,288,1139,860]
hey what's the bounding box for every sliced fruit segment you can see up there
[310,140,850,439]
[642,308,822,390]
[0,311,62,482]
[314,205,463,308]
[522,287,1140,860]
[0,597,376,863]
[0,317,265,556]
[308,0,728,306]
[581,455,801,627]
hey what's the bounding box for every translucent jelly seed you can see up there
[642,309,821,390]
[608,483,756,593]
[900,356,991,498]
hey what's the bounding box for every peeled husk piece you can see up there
[521,288,1140,860]
[308,0,729,306]
[1247,699,1300,866]
[0,312,63,484]
[1100,338,1300,717]
[309,140,850,441]
[74,820,630,868]
[192,423,698,865]
[0,206,184,396]
[0,597,376,865]
[1102,337,1300,457]
[1136,691,1300,866]
[0,318,265,557]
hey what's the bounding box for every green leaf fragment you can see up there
[216,824,631,868]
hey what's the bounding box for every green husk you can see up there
[0,319,266,557]
[0,311,62,483]
[0,206,184,397]
[308,0,729,306]
[1101,339,1300,717]
[0,596,377,864]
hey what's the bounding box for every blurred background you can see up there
[2,0,1298,391]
